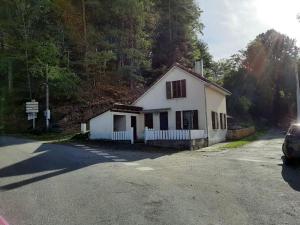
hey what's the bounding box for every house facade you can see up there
[89,63,231,149]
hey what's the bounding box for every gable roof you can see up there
[132,63,231,105]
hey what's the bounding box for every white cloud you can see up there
[197,0,300,60]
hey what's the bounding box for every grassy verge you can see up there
[14,132,77,142]
[220,130,267,149]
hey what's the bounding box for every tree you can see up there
[151,0,203,69]
[223,30,299,124]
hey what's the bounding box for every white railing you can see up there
[112,127,134,144]
[144,128,206,143]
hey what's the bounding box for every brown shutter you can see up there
[176,111,182,129]
[193,110,198,129]
[166,82,171,99]
[211,111,215,129]
[172,81,176,98]
[181,80,186,97]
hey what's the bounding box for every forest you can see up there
[0,0,299,132]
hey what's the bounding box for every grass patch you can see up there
[220,130,267,149]
[15,132,77,142]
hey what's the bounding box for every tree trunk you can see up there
[81,0,88,76]
[8,61,13,93]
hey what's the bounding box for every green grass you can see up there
[15,132,77,142]
[220,130,267,149]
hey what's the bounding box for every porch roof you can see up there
[142,108,171,113]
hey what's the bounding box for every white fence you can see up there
[144,128,206,143]
[112,127,134,144]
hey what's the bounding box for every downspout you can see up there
[204,86,209,146]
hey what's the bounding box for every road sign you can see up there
[27,112,37,120]
[44,109,50,120]
[26,101,39,113]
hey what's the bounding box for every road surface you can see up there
[0,132,299,225]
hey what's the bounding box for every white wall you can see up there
[205,86,228,145]
[133,66,207,131]
[90,111,143,140]
[89,111,112,140]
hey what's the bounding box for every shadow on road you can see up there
[0,139,176,191]
[280,157,300,192]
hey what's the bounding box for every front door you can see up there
[159,112,168,130]
[131,116,137,140]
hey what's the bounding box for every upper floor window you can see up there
[166,79,186,99]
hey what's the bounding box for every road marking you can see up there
[103,155,117,158]
[112,159,127,162]
[74,144,85,147]
[136,167,154,171]
[96,153,110,156]
[90,150,102,153]
[123,162,140,166]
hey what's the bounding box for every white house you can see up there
[89,62,231,149]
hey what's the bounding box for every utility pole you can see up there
[295,59,300,123]
[45,64,50,131]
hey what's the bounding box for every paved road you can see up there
[0,132,299,225]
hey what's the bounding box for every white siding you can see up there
[89,111,112,140]
[133,67,207,131]
[205,87,227,145]
[90,111,143,140]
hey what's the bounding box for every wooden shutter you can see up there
[166,82,172,99]
[211,111,215,129]
[224,114,227,129]
[220,113,223,129]
[216,113,219,129]
[172,81,177,98]
[181,80,186,97]
[193,110,198,129]
[176,111,182,129]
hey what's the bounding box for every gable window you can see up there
[176,110,198,130]
[211,111,219,129]
[144,113,153,129]
[166,79,186,99]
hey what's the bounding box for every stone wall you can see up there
[227,127,255,140]
[147,138,208,150]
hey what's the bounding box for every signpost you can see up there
[26,100,38,129]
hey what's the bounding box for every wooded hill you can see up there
[0,0,299,132]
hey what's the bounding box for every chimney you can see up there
[194,60,204,76]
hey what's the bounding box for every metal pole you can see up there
[33,116,35,129]
[46,64,49,131]
[295,60,300,123]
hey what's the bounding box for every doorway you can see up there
[159,112,168,130]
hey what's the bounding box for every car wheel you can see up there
[283,155,293,166]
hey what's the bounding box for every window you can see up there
[176,110,198,129]
[211,111,219,129]
[166,80,186,99]
[144,113,153,129]
[220,113,227,129]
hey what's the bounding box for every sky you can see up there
[197,0,300,60]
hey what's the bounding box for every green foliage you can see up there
[222,30,299,124]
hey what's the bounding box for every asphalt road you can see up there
[0,132,299,225]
